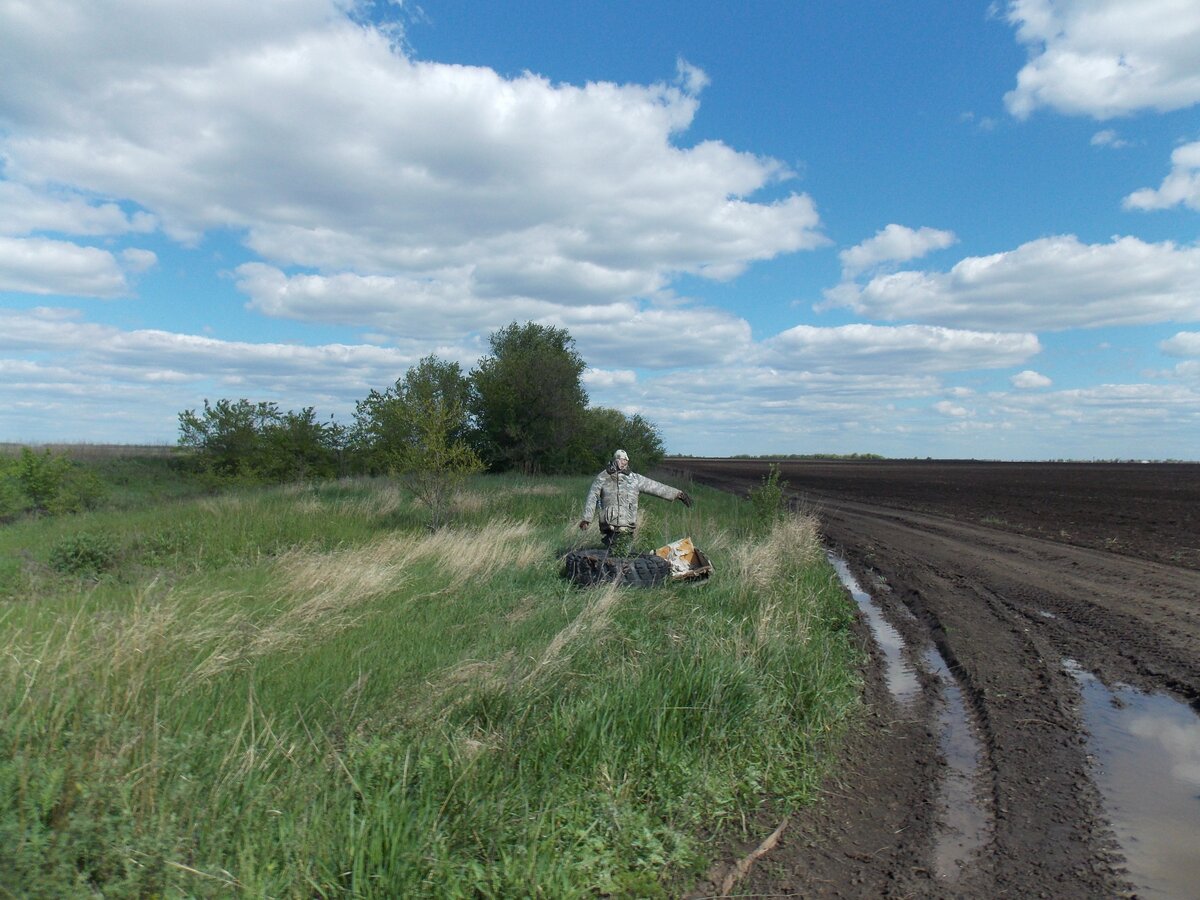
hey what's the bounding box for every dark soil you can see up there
[671,458,1200,899]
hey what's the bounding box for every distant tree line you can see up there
[177,322,665,488]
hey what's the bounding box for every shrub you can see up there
[48,532,118,577]
[748,463,790,531]
[0,448,107,519]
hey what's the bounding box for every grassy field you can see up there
[0,465,861,897]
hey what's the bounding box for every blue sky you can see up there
[2,0,1199,459]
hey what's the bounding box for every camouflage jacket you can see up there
[581,466,682,530]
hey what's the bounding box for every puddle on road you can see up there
[828,552,990,880]
[828,554,919,702]
[921,646,990,880]
[1064,660,1200,899]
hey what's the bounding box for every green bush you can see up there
[48,532,118,577]
[0,448,107,519]
[748,463,790,531]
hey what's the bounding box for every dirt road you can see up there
[672,459,1200,899]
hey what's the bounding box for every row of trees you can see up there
[178,322,666,500]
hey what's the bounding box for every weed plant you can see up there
[0,472,861,897]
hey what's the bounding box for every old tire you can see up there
[563,550,670,588]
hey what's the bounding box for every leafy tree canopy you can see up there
[469,322,588,475]
[572,407,665,474]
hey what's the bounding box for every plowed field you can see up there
[671,459,1200,899]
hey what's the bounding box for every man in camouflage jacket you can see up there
[578,449,693,557]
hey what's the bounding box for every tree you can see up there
[178,399,342,482]
[469,322,588,474]
[179,399,280,477]
[573,407,666,473]
[354,356,482,527]
[260,408,342,481]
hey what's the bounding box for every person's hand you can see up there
[678,491,693,508]
[578,519,590,530]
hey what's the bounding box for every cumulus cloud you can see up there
[582,368,637,390]
[839,224,958,276]
[1124,140,1200,211]
[823,235,1200,331]
[0,307,417,396]
[563,305,752,369]
[0,236,131,296]
[1160,331,1200,357]
[1011,369,1052,388]
[934,400,971,418]
[759,324,1039,374]
[0,180,157,237]
[1004,0,1200,119]
[235,263,751,367]
[0,0,824,317]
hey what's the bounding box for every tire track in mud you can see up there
[674,465,1200,899]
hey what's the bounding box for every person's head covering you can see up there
[613,449,628,463]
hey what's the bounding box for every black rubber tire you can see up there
[563,550,670,588]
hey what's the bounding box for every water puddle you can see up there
[1064,660,1200,899]
[827,553,919,702]
[828,553,990,879]
[923,647,990,880]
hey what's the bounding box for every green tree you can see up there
[573,407,666,473]
[260,408,342,481]
[178,399,281,477]
[469,322,587,474]
[178,399,343,482]
[354,356,482,527]
[353,357,472,474]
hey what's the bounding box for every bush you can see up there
[0,448,107,519]
[748,464,790,531]
[48,533,118,577]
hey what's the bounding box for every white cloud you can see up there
[1090,129,1129,149]
[823,235,1200,330]
[121,248,158,272]
[839,224,958,276]
[235,263,751,367]
[563,305,753,369]
[0,1,824,315]
[582,368,637,390]
[1124,140,1200,211]
[0,180,157,237]
[759,324,1039,373]
[0,306,417,395]
[934,400,971,417]
[1160,331,1200,357]
[1004,0,1200,119]
[0,236,130,296]
[1011,369,1052,388]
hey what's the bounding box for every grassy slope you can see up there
[0,471,861,898]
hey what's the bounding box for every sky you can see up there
[2,0,1200,460]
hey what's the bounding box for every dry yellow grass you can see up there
[405,518,543,585]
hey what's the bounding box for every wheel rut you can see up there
[671,461,1200,899]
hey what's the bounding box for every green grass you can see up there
[0,472,861,897]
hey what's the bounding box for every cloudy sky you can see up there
[2,0,1199,459]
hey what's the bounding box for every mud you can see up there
[672,459,1200,899]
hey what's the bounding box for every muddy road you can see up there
[672,459,1200,899]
